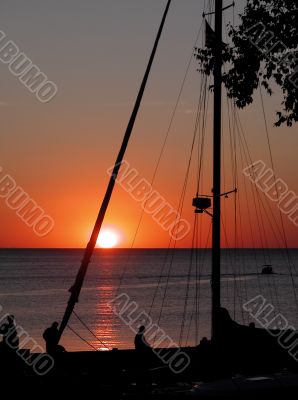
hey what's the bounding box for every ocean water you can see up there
[0,248,297,352]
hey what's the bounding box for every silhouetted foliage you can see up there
[195,0,298,126]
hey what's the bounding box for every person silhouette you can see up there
[134,325,151,351]
[43,321,66,355]
[0,315,19,351]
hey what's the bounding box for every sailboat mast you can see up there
[57,0,172,341]
[211,0,223,341]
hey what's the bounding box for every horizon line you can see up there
[0,247,297,250]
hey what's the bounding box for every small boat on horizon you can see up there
[261,265,274,275]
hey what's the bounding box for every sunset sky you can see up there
[1,0,297,248]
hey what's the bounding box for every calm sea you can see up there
[0,248,297,352]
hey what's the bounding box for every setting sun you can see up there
[96,229,119,248]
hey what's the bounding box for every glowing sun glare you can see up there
[97,229,119,248]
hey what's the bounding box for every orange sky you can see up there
[1,0,297,248]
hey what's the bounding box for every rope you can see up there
[67,324,99,351]
[104,16,205,335]
[185,219,212,345]
[259,85,298,312]
[223,85,240,319]
[238,136,263,296]
[154,103,201,341]
[150,53,209,338]
[73,311,110,350]
[235,111,279,313]
[179,214,198,346]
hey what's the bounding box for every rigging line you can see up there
[66,324,98,351]
[58,0,173,341]
[236,119,276,305]
[185,218,212,345]
[206,0,215,25]
[197,2,213,195]
[223,61,245,308]
[112,17,205,319]
[260,84,298,267]
[148,246,174,318]
[221,114,230,302]
[185,245,199,346]
[136,17,204,226]
[154,106,201,339]
[220,214,246,323]
[149,77,205,322]
[259,85,298,310]
[185,297,196,346]
[196,74,206,191]
[238,132,263,296]
[236,113,285,314]
[129,16,205,246]
[197,76,210,194]
[153,226,185,342]
[149,18,204,179]
[235,188,250,308]
[155,182,190,337]
[195,76,208,191]
[194,223,199,345]
[236,115,280,313]
[237,117,282,253]
[258,90,297,266]
[152,144,196,336]
[194,71,212,339]
[153,244,175,345]
[73,310,110,350]
[253,178,292,253]
[198,87,210,196]
[194,218,202,345]
[235,112,273,264]
[222,91,241,317]
[250,188,283,311]
[197,220,212,336]
[225,86,237,187]
[235,112,263,300]
[149,106,199,324]
[220,214,237,319]
[235,109,297,257]
[179,214,197,346]
[230,106,250,309]
[152,65,206,334]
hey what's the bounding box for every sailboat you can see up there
[10,0,297,397]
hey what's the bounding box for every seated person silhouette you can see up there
[0,315,19,351]
[134,325,151,351]
[200,336,210,348]
[43,321,66,355]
